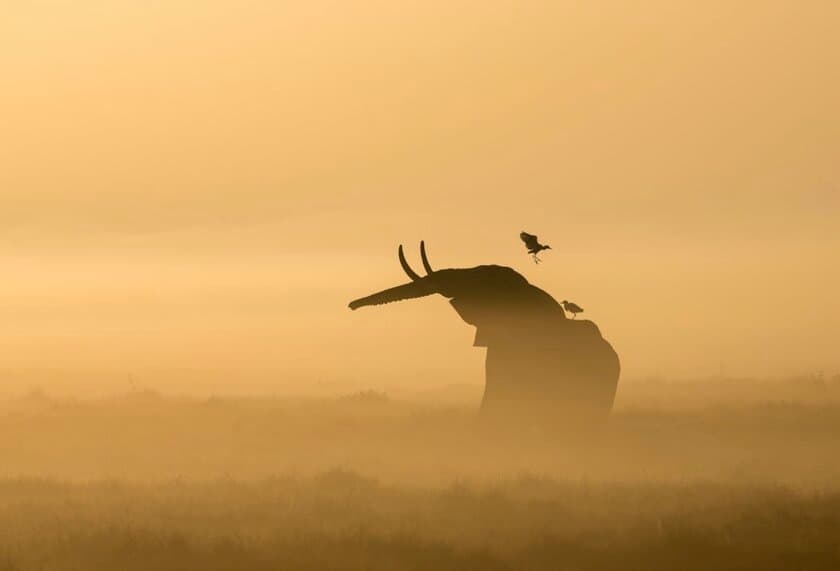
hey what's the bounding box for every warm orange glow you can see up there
[1,2,838,396]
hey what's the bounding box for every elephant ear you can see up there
[349,281,436,310]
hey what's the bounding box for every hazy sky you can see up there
[1,1,838,394]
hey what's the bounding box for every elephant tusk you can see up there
[398,244,422,281]
[420,241,434,275]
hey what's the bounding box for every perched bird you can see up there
[561,300,583,319]
[520,231,551,263]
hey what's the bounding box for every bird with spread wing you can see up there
[520,231,551,263]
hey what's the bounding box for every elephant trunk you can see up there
[349,242,440,310]
[348,280,436,310]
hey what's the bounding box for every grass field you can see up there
[1,377,839,570]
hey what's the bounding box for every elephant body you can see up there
[481,319,620,425]
[349,245,620,426]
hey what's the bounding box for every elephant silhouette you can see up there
[349,242,620,427]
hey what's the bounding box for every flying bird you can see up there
[520,231,551,263]
[561,300,583,319]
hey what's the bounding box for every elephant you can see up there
[348,242,620,427]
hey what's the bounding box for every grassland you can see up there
[1,377,839,570]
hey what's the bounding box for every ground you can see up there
[1,377,839,570]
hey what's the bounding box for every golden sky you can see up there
[1,1,838,394]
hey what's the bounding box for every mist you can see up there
[2,2,840,569]
[2,1,839,394]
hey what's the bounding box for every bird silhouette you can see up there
[561,300,583,319]
[520,231,551,263]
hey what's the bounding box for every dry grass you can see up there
[1,377,839,569]
[0,476,838,570]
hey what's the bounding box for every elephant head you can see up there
[349,242,620,425]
